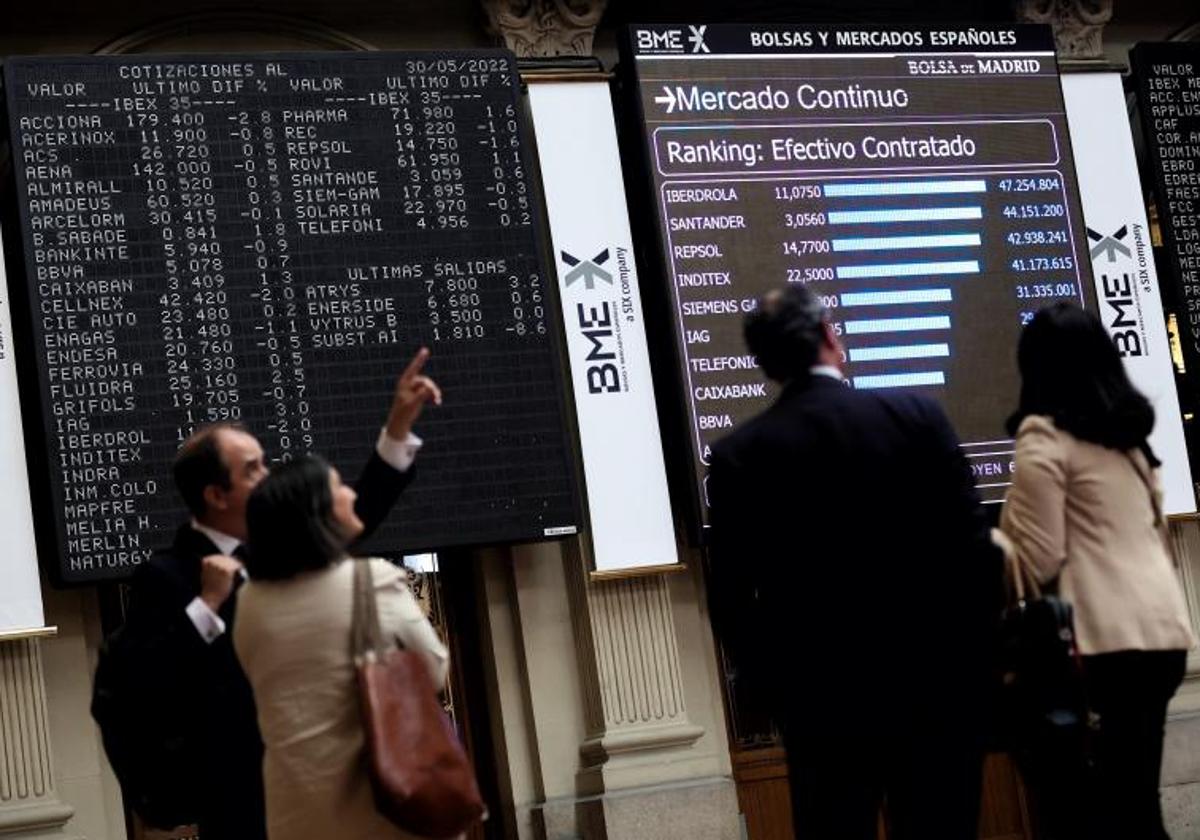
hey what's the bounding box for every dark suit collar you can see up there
[143,524,222,601]
[173,522,221,562]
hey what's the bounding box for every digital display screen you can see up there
[620,24,1095,522]
[4,52,579,583]
[1131,44,1200,384]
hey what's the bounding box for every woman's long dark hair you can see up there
[1007,302,1156,455]
[245,455,347,580]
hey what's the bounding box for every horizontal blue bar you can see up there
[837,260,980,280]
[824,180,987,197]
[829,207,983,224]
[849,343,950,362]
[841,289,953,307]
[832,234,981,252]
[854,371,947,389]
[845,316,952,335]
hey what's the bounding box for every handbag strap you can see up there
[1005,546,1025,603]
[996,528,1041,604]
[352,559,386,661]
[1005,541,1042,603]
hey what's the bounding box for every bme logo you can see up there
[636,27,708,53]
[636,29,685,52]
[561,248,620,394]
[561,249,612,290]
[1088,225,1131,262]
[1087,224,1144,358]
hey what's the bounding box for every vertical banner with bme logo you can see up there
[1062,72,1195,514]
[528,79,679,571]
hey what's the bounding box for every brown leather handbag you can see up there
[351,559,486,839]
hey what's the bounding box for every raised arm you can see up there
[352,347,443,540]
[385,346,443,442]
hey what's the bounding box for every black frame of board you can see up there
[1,49,586,586]
[614,21,1095,543]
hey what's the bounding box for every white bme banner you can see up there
[1063,72,1195,514]
[0,235,45,632]
[528,80,678,571]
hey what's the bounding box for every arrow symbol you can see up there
[1087,225,1131,262]
[654,87,677,114]
[561,250,613,290]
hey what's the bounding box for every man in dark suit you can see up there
[707,287,1000,840]
[103,348,442,839]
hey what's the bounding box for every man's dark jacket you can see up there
[94,452,413,838]
[707,376,1001,728]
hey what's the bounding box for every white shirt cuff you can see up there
[376,429,422,472]
[185,596,227,644]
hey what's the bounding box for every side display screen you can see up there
[1131,44,1200,392]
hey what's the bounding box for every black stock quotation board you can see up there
[621,24,1094,518]
[1131,44,1200,393]
[4,52,579,583]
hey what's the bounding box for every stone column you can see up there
[0,638,78,839]
[479,539,739,839]
[469,10,739,828]
[567,566,706,791]
[560,549,740,840]
[1013,0,1114,63]
[479,0,607,58]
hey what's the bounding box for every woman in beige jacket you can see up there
[233,456,452,840]
[1001,303,1195,840]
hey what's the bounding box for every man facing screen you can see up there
[706,286,1001,840]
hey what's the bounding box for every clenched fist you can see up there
[200,554,244,612]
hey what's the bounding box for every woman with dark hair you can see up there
[233,456,450,840]
[1000,303,1195,840]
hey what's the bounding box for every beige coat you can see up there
[1000,415,1195,655]
[233,558,451,840]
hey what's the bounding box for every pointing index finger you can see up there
[401,347,431,381]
